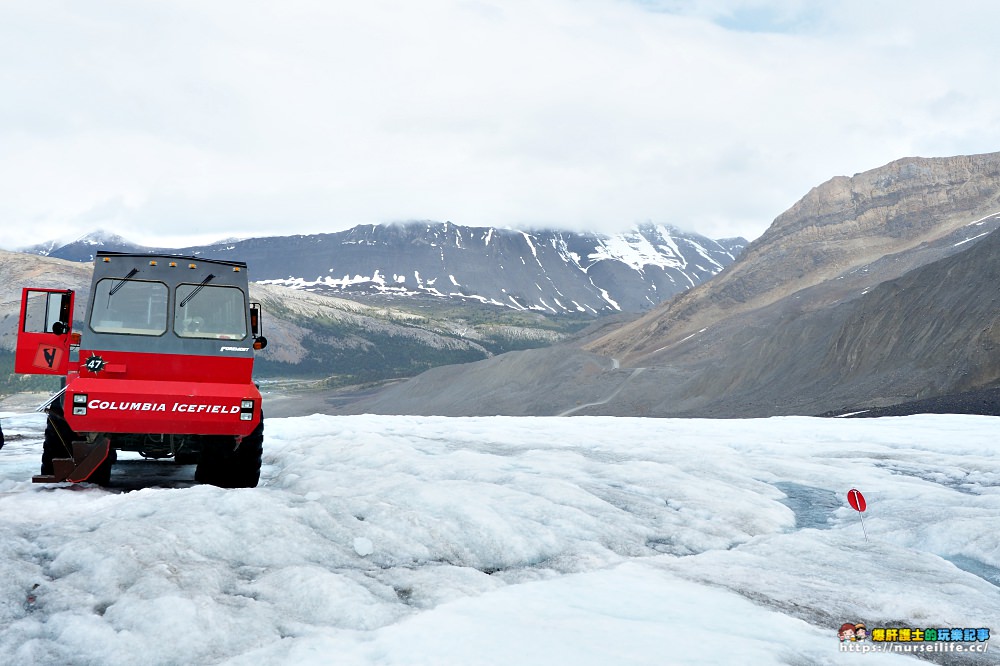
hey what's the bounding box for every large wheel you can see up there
[42,397,116,486]
[194,416,264,489]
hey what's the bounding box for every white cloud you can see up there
[2,0,1000,249]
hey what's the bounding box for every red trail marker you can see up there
[847,488,869,542]
[847,488,866,512]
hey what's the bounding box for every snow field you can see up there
[0,412,996,664]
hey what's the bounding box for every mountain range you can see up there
[26,223,746,315]
[3,222,745,396]
[6,151,1000,419]
[339,152,1000,418]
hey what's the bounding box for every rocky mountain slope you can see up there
[27,223,746,315]
[340,152,1000,417]
[589,153,1000,364]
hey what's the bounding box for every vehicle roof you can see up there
[94,251,247,270]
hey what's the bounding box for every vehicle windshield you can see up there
[90,279,169,336]
[174,284,248,340]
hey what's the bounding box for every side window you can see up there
[23,290,70,334]
[175,285,248,340]
[90,279,168,335]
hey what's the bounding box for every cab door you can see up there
[15,288,75,375]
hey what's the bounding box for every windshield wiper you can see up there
[179,274,216,307]
[108,267,139,297]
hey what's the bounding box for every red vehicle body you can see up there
[15,252,268,487]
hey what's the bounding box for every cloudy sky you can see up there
[2,0,999,250]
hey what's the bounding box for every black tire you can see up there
[194,416,264,488]
[42,397,116,486]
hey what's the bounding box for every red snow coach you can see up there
[14,252,268,487]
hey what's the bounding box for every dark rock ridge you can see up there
[336,152,1000,417]
[25,223,746,315]
[821,387,1000,418]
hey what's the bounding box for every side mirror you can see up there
[249,303,267,350]
[51,321,69,335]
[250,303,262,336]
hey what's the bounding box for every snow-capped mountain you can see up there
[26,223,746,314]
[26,230,147,258]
